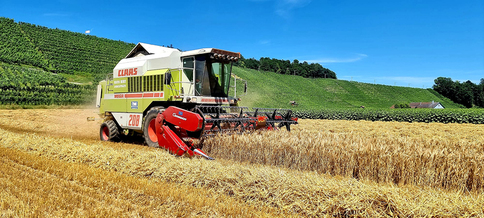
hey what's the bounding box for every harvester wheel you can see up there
[100,120,121,142]
[143,107,164,148]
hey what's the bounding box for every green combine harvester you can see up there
[96,43,297,159]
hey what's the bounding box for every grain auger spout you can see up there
[153,106,298,160]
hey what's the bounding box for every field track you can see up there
[0,108,483,217]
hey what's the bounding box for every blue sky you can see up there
[2,0,483,88]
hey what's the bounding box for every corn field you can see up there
[0,109,483,217]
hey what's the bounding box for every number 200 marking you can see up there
[128,114,140,126]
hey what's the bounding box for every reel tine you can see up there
[199,105,297,137]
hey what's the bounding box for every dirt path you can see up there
[0,108,147,149]
[0,108,99,140]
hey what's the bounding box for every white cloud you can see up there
[275,0,311,18]
[259,40,271,45]
[249,0,311,19]
[305,54,368,64]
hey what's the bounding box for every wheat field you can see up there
[0,108,483,217]
[205,119,484,192]
[0,147,278,217]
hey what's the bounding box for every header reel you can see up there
[155,105,298,160]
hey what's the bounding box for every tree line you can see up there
[234,56,337,79]
[433,77,484,108]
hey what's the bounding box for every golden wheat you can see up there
[1,127,483,217]
[1,109,484,217]
[205,119,484,192]
[0,146,285,218]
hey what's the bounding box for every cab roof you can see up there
[126,43,240,61]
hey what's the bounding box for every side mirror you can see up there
[165,72,172,85]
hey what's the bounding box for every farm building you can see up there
[409,101,444,109]
[390,101,445,109]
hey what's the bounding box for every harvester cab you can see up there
[96,43,298,160]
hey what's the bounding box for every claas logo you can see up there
[118,68,138,77]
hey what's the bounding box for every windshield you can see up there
[190,55,232,97]
[210,62,232,97]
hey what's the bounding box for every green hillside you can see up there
[0,18,48,68]
[233,67,463,109]
[0,63,95,106]
[0,17,134,82]
[0,17,464,109]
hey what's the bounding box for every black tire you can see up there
[143,107,164,148]
[100,120,121,142]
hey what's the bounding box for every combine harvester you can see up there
[95,43,297,159]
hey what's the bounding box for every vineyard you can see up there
[0,17,48,68]
[0,109,482,217]
[0,64,95,105]
[0,17,133,106]
[0,17,134,80]
[18,22,134,78]
[293,108,484,124]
